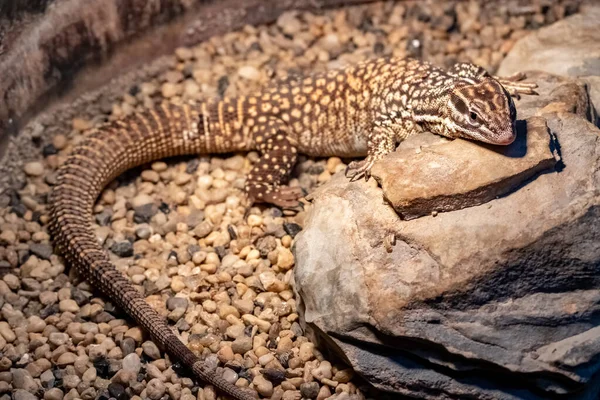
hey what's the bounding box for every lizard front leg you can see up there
[345,125,396,182]
[245,118,303,208]
[448,62,537,98]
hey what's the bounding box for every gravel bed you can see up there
[0,1,589,400]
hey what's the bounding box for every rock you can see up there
[283,222,302,238]
[24,162,44,176]
[122,353,141,375]
[111,241,133,257]
[146,378,166,400]
[300,382,320,399]
[231,337,253,355]
[134,204,156,224]
[59,299,79,313]
[238,66,261,81]
[12,369,38,392]
[142,341,161,359]
[252,375,274,397]
[14,390,38,400]
[294,74,600,399]
[371,118,557,219]
[498,6,600,79]
[43,388,63,400]
[29,243,53,260]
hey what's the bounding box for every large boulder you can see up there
[293,71,600,399]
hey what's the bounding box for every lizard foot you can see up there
[345,158,375,182]
[265,185,305,209]
[247,183,304,209]
[494,72,538,99]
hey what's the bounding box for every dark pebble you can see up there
[71,287,90,305]
[186,158,200,174]
[121,337,136,356]
[215,246,227,259]
[283,222,302,238]
[108,382,128,400]
[187,244,201,256]
[300,382,320,399]
[31,211,42,223]
[42,144,58,157]
[29,243,53,260]
[128,85,140,96]
[262,368,286,384]
[104,302,117,313]
[111,241,133,257]
[11,203,27,217]
[306,164,324,175]
[95,209,113,226]
[94,311,116,323]
[217,76,230,98]
[21,278,41,291]
[227,225,237,240]
[290,322,303,337]
[94,359,112,379]
[269,208,283,218]
[159,202,170,214]
[133,204,156,224]
[186,210,205,228]
[18,250,30,265]
[166,297,188,311]
[40,304,60,319]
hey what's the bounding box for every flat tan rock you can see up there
[371,117,558,220]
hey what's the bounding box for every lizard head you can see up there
[445,78,517,145]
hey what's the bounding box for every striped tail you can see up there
[48,103,256,400]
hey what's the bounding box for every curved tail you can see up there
[48,103,256,400]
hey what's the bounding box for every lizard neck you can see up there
[409,76,457,138]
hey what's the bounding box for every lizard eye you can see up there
[470,111,478,121]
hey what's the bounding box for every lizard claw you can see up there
[345,158,375,182]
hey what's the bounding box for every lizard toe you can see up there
[346,159,375,182]
[264,185,305,209]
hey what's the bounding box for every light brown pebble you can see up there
[124,327,143,342]
[282,390,302,400]
[72,118,92,131]
[44,388,65,400]
[238,66,261,81]
[161,82,181,98]
[142,341,161,359]
[59,299,79,313]
[52,135,68,150]
[277,247,295,270]
[217,345,235,363]
[0,231,17,246]
[252,375,274,397]
[24,161,45,176]
[146,378,166,400]
[317,385,332,400]
[299,342,315,362]
[141,170,160,183]
[56,352,78,366]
